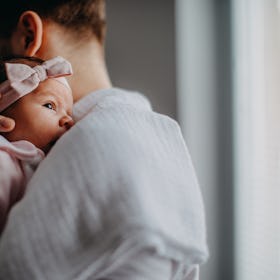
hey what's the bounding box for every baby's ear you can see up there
[13,11,43,56]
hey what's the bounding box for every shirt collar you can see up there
[73,87,152,122]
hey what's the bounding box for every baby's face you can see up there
[2,78,74,153]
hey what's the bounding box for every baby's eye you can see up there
[43,103,55,110]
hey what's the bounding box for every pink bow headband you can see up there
[0,56,73,112]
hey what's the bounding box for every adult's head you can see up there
[0,0,111,102]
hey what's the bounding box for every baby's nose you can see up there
[59,115,74,130]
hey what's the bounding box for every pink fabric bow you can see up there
[0,56,72,112]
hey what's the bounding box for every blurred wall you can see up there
[105,0,177,119]
[175,1,219,279]
[176,1,234,280]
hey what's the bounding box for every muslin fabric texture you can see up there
[0,88,209,279]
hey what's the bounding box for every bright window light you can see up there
[232,0,280,279]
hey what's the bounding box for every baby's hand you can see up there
[0,116,15,132]
[0,93,15,132]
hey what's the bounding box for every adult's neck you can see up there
[66,40,113,103]
[37,22,112,102]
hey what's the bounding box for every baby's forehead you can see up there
[35,79,73,102]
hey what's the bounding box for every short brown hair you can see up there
[0,0,106,42]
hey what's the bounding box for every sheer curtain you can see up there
[232,0,280,279]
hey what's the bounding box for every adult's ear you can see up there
[13,11,43,56]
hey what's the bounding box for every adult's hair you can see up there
[0,0,106,42]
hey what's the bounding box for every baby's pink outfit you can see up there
[0,136,44,233]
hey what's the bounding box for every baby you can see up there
[0,56,73,233]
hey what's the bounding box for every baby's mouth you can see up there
[45,137,59,153]
[50,139,57,146]
[43,141,56,154]
[46,131,67,152]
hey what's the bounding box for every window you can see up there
[232,0,280,279]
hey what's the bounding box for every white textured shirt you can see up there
[0,88,209,279]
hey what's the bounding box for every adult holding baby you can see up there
[0,1,209,279]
